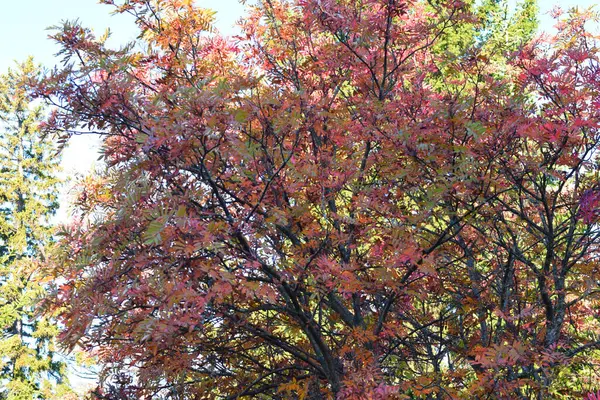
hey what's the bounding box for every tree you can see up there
[0,59,73,399]
[40,0,600,398]
[429,0,538,90]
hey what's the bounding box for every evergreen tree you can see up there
[430,0,538,89]
[0,59,72,400]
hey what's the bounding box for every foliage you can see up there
[429,0,538,90]
[38,0,600,398]
[0,59,73,399]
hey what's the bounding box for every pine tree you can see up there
[430,0,538,89]
[0,59,72,400]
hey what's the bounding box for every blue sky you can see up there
[0,0,246,72]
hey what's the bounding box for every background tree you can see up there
[40,0,600,398]
[430,0,538,89]
[0,59,73,400]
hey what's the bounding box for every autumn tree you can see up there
[0,59,73,399]
[39,0,600,398]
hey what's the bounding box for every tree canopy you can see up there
[34,0,600,398]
